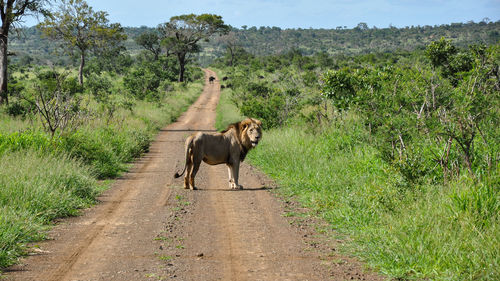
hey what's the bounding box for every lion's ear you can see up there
[253,119,262,126]
[240,118,252,129]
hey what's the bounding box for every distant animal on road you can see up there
[209,76,215,84]
[174,118,263,190]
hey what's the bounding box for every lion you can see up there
[174,118,262,190]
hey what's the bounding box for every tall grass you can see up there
[246,116,499,280]
[0,150,100,268]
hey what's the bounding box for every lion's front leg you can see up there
[227,165,234,189]
[230,162,243,190]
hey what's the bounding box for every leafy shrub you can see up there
[231,79,302,129]
[123,57,177,100]
[0,130,58,155]
[321,67,358,111]
[4,99,33,117]
[61,129,124,179]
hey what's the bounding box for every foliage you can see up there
[321,68,357,111]
[23,70,84,137]
[134,30,161,60]
[214,37,499,280]
[158,13,229,81]
[38,0,126,85]
[230,77,303,129]
[207,21,500,61]
[426,37,474,84]
[123,56,178,100]
[84,45,133,75]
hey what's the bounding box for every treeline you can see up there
[212,20,500,56]
[9,20,500,66]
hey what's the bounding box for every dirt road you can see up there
[5,69,381,281]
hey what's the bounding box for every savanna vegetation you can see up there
[0,0,226,270]
[1,0,498,279]
[213,37,499,280]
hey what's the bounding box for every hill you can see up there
[9,20,500,66]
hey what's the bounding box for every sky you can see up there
[22,0,500,29]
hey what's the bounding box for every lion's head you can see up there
[239,118,262,149]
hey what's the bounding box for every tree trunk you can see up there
[229,47,234,66]
[178,53,185,82]
[78,52,85,86]
[0,33,8,105]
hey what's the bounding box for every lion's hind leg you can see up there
[184,151,193,189]
[189,153,202,190]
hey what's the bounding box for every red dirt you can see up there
[4,69,383,281]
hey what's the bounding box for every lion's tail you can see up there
[174,136,193,178]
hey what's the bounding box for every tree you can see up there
[158,14,229,82]
[355,22,369,30]
[38,0,126,86]
[321,68,358,111]
[217,31,240,66]
[426,37,473,84]
[0,0,50,104]
[135,31,161,60]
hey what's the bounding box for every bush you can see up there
[232,79,302,129]
[61,127,151,179]
[123,57,177,100]
[4,99,33,117]
[0,130,58,155]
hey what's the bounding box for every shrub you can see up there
[123,57,177,100]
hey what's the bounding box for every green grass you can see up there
[0,80,203,271]
[0,150,101,268]
[246,117,499,280]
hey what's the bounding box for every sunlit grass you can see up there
[0,150,99,268]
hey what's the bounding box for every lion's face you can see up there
[244,119,262,148]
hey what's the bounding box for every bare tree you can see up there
[25,71,84,137]
[38,0,125,86]
[217,31,240,66]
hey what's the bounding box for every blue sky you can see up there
[23,0,500,29]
